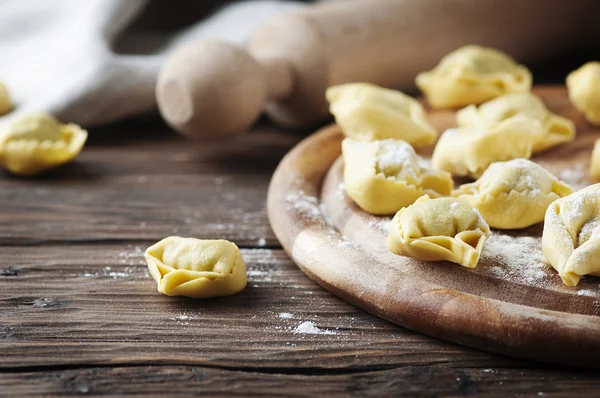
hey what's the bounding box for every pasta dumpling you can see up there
[591,139,600,180]
[542,184,600,286]
[457,93,575,153]
[452,159,573,229]
[326,83,437,146]
[343,138,453,215]
[0,113,87,176]
[416,45,532,109]
[145,236,247,298]
[432,115,544,178]
[386,195,491,268]
[566,62,600,126]
[0,82,12,116]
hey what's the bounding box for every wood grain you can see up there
[268,85,600,369]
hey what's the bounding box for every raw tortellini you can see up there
[591,139,600,180]
[0,82,12,116]
[145,236,247,298]
[457,93,575,153]
[542,184,600,286]
[416,45,532,109]
[326,83,437,146]
[452,159,573,229]
[432,115,544,178]
[343,138,453,215]
[0,113,87,176]
[566,62,600,126]
[386,196,491,268]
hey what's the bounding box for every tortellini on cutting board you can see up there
[567,62,600,126]
[343,138,453,215]
[591,139,600,180]
[452,159,573,229]
[0,82,12,116]
[386,196,491,268]
[431,115,544,178]
[0,113,87,176]
[326,83,437,146]
[457,93,575,153]
[542,184,600,286]
[416,45,532,109]
[145,236,247,298]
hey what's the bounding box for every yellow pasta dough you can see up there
[326,83,437,146]
[566,62,600,126]
[0,113,87,176]
[343,138,453,215]
[0,82,12,116]
[591,139,600,180]
[456,93,575,153]
[452,159,573,229]
[542,184,600,286]
[431,115,544,178]
[145,236,247,298]
[386,195,491,268]
[416,45,532,109]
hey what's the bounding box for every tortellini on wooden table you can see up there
[567,62,600,126]
[542,184,600,286]
[145,236,247,298]
[0,82,12,116]
[326,83,437,146]
[416,45,532,109]
[343,138,453,215]
[0,112,87,176]
[453,159,573,229]
[386,196,491,268]
[457,93,575,153]
[432,115,544,178]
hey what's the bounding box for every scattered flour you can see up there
[559,163,588,190]
[577,289,596,297]
[257,238,266,247]
[368,218,391,233]
[278,312,294,319]
[338,236,359,249]
[285,190,320,219]
[336,183,346,200]
[293,321,336,335]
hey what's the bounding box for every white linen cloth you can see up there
[0,0,304,127]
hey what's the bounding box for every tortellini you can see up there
[457,93,575,153]
[326,83,437,146]
[591,139,600,180]
[432,115,544,178]
[145,236,247,298]
[452,159,573,229]
[0,82,12,116]
[542,184,600,286]
[343,138,453,215]
[416,45,532,109]
[566,62,600,126]
[386,195,491,268]
[0,113,87,176]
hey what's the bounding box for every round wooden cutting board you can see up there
[267,85,600,368]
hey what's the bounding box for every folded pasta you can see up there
[416,45,532,109]
[432,115,544,178]
[326,83,437,146]
[567,62,600,126]
[386,196,491,268]
[453,159,573,229]
[0,113,87,176]
[542,184,600,286]
[343,138,453,215]
[457,93,575,153]
[145,236,247,298]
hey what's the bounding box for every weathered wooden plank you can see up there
[0,365,597,397]
[0,245,530,370]
[0,124,300,247]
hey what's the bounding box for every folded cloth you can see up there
[0,0,305,128]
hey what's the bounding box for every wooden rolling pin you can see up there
[156,0,600,140]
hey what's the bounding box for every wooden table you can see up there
[1,118,599,397]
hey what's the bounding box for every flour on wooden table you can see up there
[293,321,336,335]
[559,162,588,190]
[278,312,294,319]
[285,190,321,219]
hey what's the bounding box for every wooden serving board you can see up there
[267,85,600,368]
